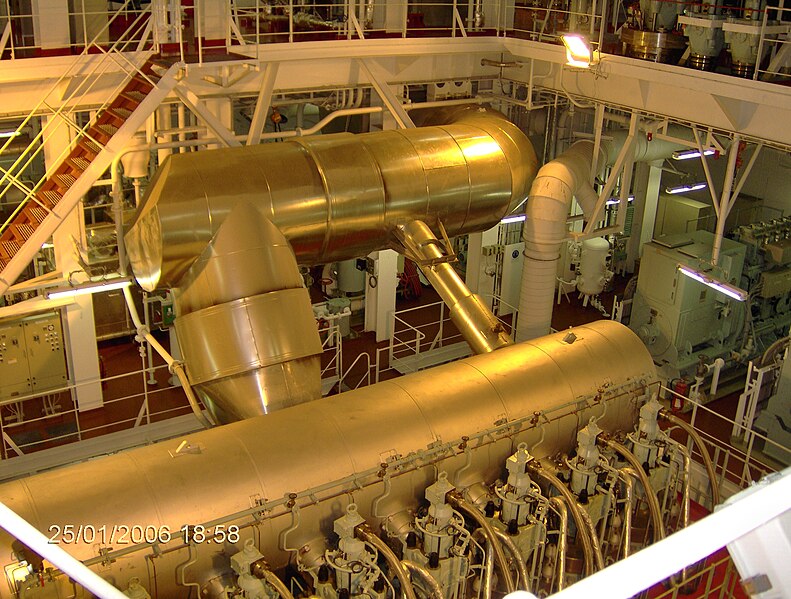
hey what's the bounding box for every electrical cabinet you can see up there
[0,311,68,401]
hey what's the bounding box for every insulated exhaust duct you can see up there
[0,320,657,598]
[516,129,694,341]
[125,106,538,422]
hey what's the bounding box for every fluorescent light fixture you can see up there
[501,214,526,224]
[46,278,132,300]
[0,130,21,139]
[666,182,707,195]
[678,265,748,301]
[606,195,635,206]
[672,148,716,160]
[561,33,593,68]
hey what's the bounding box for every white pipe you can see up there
[546,468,791,599]
[0,501,127,599]
[516,127,693,340]
[710,357,725,396]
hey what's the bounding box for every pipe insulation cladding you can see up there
[0,321,657,598]
[123,106,537,422]
[125,106,538,291]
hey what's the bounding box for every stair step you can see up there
[11,223,35,241]
[53,173,77,189]
[25,206,49,224]
[36,190,62,208]
[66,156,92,172]
[120,89,147,104]
[130,75,155,91]
[2,240,22,256]
[106,106,133,121]
[95,123,119,137]
[76,138,103,157]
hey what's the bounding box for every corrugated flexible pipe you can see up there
[660,410,721,508]
[447,492,516,594]
[401,561,443,599]
[516,128,696,340]
[600,437,666,543]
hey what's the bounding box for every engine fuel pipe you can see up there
[401,561,443,599]
[659,410,721,508]
[492,528,530,592]
[447,492,516,593]
[356,525,418,599]
[599,436,665,544]
[548,497,568,591]
[618,469,636,559]
[526,463,602,575]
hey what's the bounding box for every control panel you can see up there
[0,311,68,401]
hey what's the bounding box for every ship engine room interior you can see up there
[0,1,790,597]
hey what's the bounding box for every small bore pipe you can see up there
[356,525,418,599]
[492,527,530,591]
[527,463,601,575]
[601,437,665,543]
[122,285,214,429]
[618,469,635,559]
[660,410,721,508]
[447,492,516,593]
[472,529,494,599]
[548,496,568,591]
[261,569,296,599]
[401,561,443,599]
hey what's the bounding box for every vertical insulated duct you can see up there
[516,130,692,341]
[125,106,538,422]
[173,202,322,423]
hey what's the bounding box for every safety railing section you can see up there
[319,323,343,394]
[754,5,791,81]
[505,0,607,52]
[0,1,153,60]
[662,383,788,506]
[0,359,193,465]
[0,2,157,249]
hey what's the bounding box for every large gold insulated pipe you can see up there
[0,321,657,598]
[125,106,538,291]
[173,202,322,422]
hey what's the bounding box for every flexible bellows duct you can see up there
[0,321,657,598]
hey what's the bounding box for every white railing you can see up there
[754,5,791,81]
[0,1,157,240]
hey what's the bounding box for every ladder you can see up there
[0,57,180,296]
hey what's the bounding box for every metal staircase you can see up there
[0,57,180,296]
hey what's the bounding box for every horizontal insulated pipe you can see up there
[397,219,512,354]
[126,106,538,291]
[0,321,656,598]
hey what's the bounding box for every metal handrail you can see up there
[0,2,155,236]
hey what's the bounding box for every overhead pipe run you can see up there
[126,106,537,421]
[516,128,693,340]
